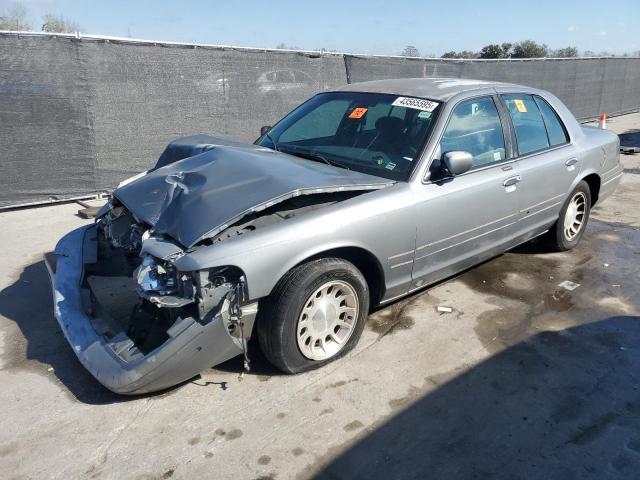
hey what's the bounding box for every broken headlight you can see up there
[134,255,195,308]
[135,255,179,296]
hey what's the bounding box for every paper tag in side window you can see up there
[514,99,527,113]
[392,97,439,112]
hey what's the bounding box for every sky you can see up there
[2,0,639,56]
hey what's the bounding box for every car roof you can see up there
[334,77,523,102]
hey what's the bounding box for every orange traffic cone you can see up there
[598,113,607,129]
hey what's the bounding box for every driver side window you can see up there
[440,96,506,168]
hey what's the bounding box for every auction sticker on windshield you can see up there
[348,107,368,119]
[392,97,439,112]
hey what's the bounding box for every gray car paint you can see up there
[113,142,393,248]
[172,80,620,304]
[47,78,622,394]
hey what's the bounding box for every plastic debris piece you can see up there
[558,280,580,291]
[620,146,640,154]
[603,263,609,267]
[78,206,100,219]
[437,306,453,313]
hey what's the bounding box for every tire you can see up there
[545,180,592,251]
[257,258,369,374]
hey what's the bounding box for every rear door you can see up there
[410,95,522,288]
[499,94,579,236]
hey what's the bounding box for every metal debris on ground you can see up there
[77,206,100,219]
[437,306,453,314]
[558,280,581,291]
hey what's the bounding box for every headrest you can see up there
[375,116,404,137]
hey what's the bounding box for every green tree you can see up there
[41,13,81,33]
[441,50,478,59]
[0,3,31,31]
[458,50,478,59]
[511,40,548,58]
[553,46,578,58]
[401,45,420,57]
[479,44,507,58]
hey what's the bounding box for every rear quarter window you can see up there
[502,94,549,155]
[534,96,569,146]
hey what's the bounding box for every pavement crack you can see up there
[95,399,154,467]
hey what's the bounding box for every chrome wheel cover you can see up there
[296,280,359,361]
[563,191,587,241]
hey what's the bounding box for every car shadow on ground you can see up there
[0,260,188,404]
[315,315,640,480]
[211,340,283,377]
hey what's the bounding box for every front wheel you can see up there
[545,180,592,251]
[257,258,369,374]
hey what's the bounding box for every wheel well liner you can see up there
[582,173,601,206]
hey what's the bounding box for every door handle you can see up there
[565,158,578,167]
[502,175,521,187]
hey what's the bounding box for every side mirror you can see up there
[260,125,272,136]
[442,151,473,176]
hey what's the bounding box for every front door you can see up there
[411,95,523,289]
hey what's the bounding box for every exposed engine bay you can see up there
[88,201,245,359]
[85,190,362,360]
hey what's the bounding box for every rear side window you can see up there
[440,96,506,167]
[502,94,549,155]
[534,96,569,146]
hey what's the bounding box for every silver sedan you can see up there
[46,78,622,394]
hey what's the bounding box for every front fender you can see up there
[176,236,386,301]
[173,185,417,301]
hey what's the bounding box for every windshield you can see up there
[256,92,441,181]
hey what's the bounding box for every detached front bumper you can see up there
[45,225,254,395]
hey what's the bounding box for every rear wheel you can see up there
[545,180,591,251]
[257,258,369,373]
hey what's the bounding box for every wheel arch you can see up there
[301,246,385,308]
[267,245,386,310]
[581,172,601,206]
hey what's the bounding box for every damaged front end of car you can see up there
[45,138,394,394]
[45,199,256,395]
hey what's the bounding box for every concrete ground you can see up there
[1,115,639,480]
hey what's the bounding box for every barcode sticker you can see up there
[392,96,439,112]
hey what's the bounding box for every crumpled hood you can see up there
[112,143,393,248]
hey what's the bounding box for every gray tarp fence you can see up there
[1,32,639,208]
